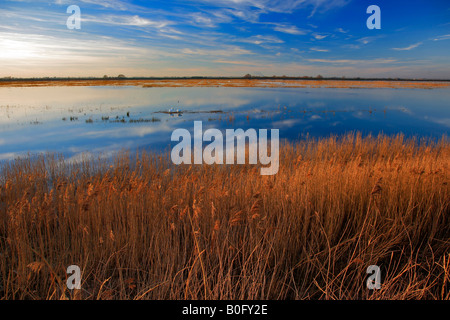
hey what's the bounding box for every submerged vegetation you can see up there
[0,133,448,300]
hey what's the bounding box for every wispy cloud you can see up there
[427,117,450,128]
[191,13,217,27]
[1,0,448,78]
[312,33,328,40]
[274,24,308,35]
[79,0,131,10]
[392,42,422,51]
[83,14,171,29]
[432,34,450,41]
[358,37,377,45]
[55,0,140,11]
[189,0,350,17]
[335,27,348,33]
[310,47,329,52]
[240,35,284,45]
[342,36,382,49]
[55,0,141,11]
[181,46,253,57]
[214,60,259,66]
[307,0,351,18]
[307,58,397,64]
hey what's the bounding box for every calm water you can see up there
[0,85,448,161]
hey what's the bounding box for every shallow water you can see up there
[0,85,448,161]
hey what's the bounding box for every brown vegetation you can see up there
[0,78,449,89]
[0,133,449,299]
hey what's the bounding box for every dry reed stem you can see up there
[0,133,448,300]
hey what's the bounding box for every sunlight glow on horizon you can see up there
[0,0,449,78]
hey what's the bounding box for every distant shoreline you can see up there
[1,76,450,82]
[0,78,449,89]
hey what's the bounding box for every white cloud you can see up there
[335,28,348,33]
[240,34,284,45]
[214,60,258,66]
[214,59,259,65]
[190,0,350,15]
[181,46,253,57]
[274,24,307,35]
[392,42,422,51]
[310,47,329,52]
[290,48,304,53]
[0,152,24,161]
[192,13,216,27]
[80,0,130,10]
[432,34,450,41]
[428,117,450,127]
[313,33,328,40]
[271,118,303,128]
[56,0,141,11]
[307,58,396,64]
[81,125,171,138]
[306,0,351,17]
[83,14,170,29]
[358,37,373,45]
[342,36,382,49]
[180,0,350,27]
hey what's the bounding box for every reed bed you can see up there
[0,133,449,300]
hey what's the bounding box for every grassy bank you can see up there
[0,133,449,299]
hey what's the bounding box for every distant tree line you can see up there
[0,75,448,82]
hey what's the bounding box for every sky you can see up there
[0,0,449,78]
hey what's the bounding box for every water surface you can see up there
[0,85,448,161]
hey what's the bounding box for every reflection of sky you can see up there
[0,86,449,161]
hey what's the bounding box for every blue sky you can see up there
[0,0,449,78]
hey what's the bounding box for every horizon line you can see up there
[1,76,450,82]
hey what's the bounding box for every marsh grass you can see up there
[0,133,448,300]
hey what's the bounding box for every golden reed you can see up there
[0,133,448,299]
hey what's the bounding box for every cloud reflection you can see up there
[0,86,449,162]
